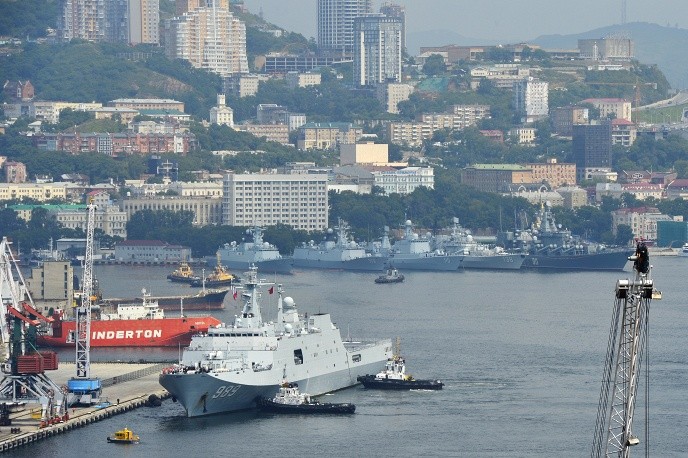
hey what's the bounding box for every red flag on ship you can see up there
[231,286,238,300]
[268,286,274,295]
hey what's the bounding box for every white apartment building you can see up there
[387,105,489,147]
[371,167,434,195]
[165,1,249,77]
[353,15,403,86]
[31,101,103,124]
[317,0,372,54]
[222,172,328,231]
[509,127,537,144]
[513,77,548,122]
[581,98,632,122]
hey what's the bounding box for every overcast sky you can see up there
[244,0,688,46]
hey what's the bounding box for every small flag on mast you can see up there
[231,285,238,300]
[268,286,274,295]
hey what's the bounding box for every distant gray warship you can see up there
[159,266,392,417]
[292,219,387,271]
[386,220,462,271]
[216,225,293,274]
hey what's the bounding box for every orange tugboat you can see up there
[190,254,239,288]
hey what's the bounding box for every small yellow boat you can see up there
[107,427,140,444]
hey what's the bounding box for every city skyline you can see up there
[246,0,688,52]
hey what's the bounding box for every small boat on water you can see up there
[167,262,201,284]
[679,243,688,257]
[256,382,355,414]
[374,266,404,284]
[190,255,239,288]
[357,355,443,390]
[107,427,140,444]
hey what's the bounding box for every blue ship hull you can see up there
[387,254,462,271]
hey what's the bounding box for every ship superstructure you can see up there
[386,220,462,271]
[159,266,392,417]
[217,225,293,274]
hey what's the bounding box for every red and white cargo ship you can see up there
[37,293,221,348]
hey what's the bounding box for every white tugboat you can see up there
[159,266,392,417]
[256,381,356,414]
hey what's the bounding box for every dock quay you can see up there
[0,362,173,453]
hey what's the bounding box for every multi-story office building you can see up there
[317,0,372,54]
[581,98,632,122]
[514,77,548,122]
[121,196,222,226]
[222,172,328,231]
[572,121,612,182]
[353,15,402,87]
[460,164,534,194]
[371,166,434,195]
[0,183,69,202]
[550,105,589,136]
[261,53,348,73]
[109,98,184,112]
[54,204,128,238]
[525,159,577,187]
[165,0,248,77]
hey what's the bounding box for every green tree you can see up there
[422,54,447,77]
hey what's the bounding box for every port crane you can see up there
[0,237,66,425]
[66,200,101,405]
[591,242,656,457]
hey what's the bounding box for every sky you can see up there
[244,0,688,51]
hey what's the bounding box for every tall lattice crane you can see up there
[66,199,101,405]
[591,242,656,457]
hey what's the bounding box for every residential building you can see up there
[209,94,234,127]
[509,127,537,144]
[550,105,589,136]
[572,121,612,182]
[514,77,548,122]
[526,159,577,187]
[581,98,632,122]
[4,161,27,183]
[53,204,128,238]
[165,1,248,77]
[285,72,322,89]
[340,141,388,165]
[128,0,160,44]
[317,0,372,54]
[93,107,139,124]
[108,98,184,112]
[479,130,504,143]
[386,105,489,147]
[0,183,69,202]
[376,82,413,114]
[353,14,402,86]
[386,122,432,148]
[470,64,531,90]
[666,179,688,200]
[3,80,34,101]
[30,101,103,124]
[621,183,664,201]
[595,182,623,202]
[168,181,223,197]
[371,166,434,195]
[556,186,589,208]
[222,172,328,231]
[379,2,405,51]
[256,104,288,124]
[114,240,191,262]
[611,118,637,146]
[509,189,564,207]
[297,123,363,150]
[235,124,290,145]
[578,37,634,61]
[121,196,222,226]
[612,207,671,241]
[223,74,264,97]
[34,132,197,156]
[460,164,534,193]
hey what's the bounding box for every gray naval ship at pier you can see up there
[497,202,632,271]
[216,225,293,274]
[159,266,393,417]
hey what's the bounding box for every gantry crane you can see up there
[591,242,656,457]
[0,237,66,426]
[66,199,101,405]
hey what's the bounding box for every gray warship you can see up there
[159,266,393,417]
[385,220,463,271]
[292,219,387,271]
[216,225,293,274]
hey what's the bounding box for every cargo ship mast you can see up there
[67,199,101,404]
[591,242,656,457]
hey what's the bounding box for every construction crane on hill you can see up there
[591,242,658,458]
[66,199,101,405]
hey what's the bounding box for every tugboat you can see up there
[256,381,356,414]
[357,354,443,390]
[374,266,404,284]
[107,427,140,444]
[166,262,201,284]
[190,254,238,288]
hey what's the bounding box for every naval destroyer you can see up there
[386,220,463,271]
[159,266,393,417]
[216,225,293,274]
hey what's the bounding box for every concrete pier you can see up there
[0,362,173,453]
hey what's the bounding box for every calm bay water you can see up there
[13,257,688,457]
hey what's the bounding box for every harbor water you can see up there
[12,257,688,457]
